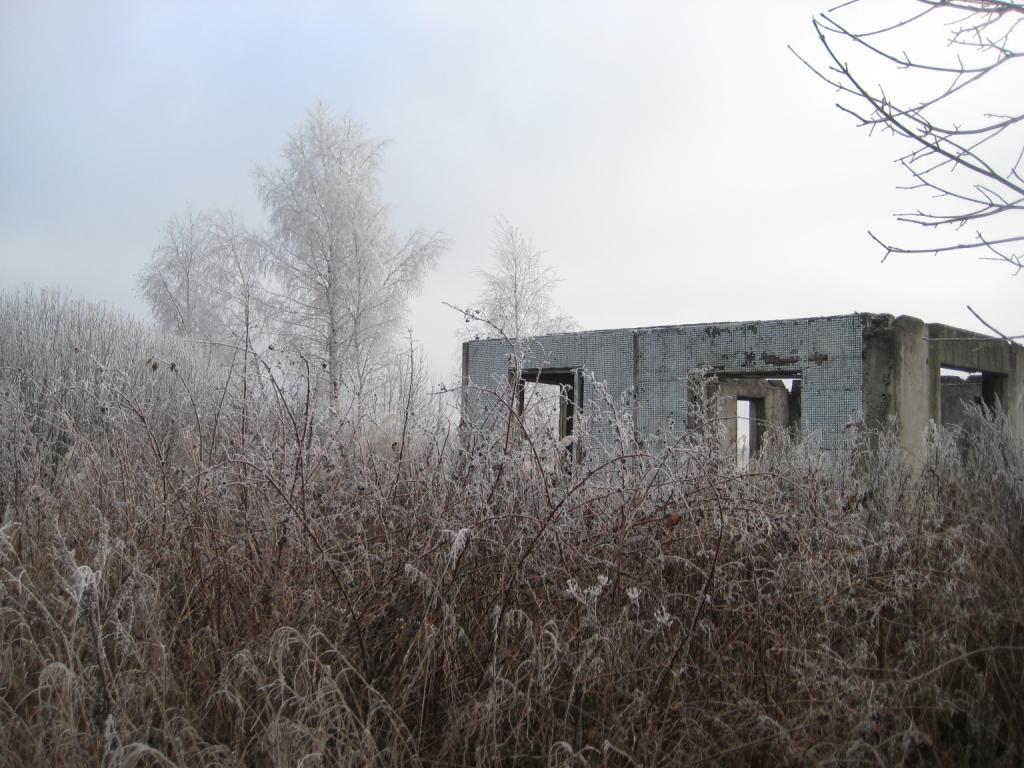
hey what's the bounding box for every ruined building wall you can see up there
[462,313,1024,460]
[462,327,638,451]
[862,315,1024,446]
[463,314,868,454]
[633,315,865,447]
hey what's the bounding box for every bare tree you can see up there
[139,208,269,349]
[207,210,270,354]
[258,104,445,409]
[796,1,1024,275]
[139,208,223,339]
[469,217,576,340]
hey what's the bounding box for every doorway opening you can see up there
[714,375,801,468]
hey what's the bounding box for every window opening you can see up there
[939,365,1005,427]
[516,368,583,459]
[737,396,770,468]
[705,374,800,468]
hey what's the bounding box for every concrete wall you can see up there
[463,314,867,456]
[926,323,1024,437]
[633,315,865,447]
[861,315,1024,457]
[461,327,637,451]
[462,313,1023,461]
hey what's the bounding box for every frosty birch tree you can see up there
[206,210,269,501]
[139,208,268,347]
[139,208,223,339]
[207,210,269,356]
[469,217,576,340]
[258,104,445,409]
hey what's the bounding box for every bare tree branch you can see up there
[798,0,1024,274]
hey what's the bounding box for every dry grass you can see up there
[2,289,1023,766]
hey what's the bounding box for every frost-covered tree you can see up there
[258,104,445,407]
[471,217,575,339]
[139,208,268,348]
[139,208,223,339]
[206,210,269,354]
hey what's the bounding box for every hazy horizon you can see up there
[2,1,1020,378]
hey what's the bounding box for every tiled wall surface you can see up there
[463,314,867,454]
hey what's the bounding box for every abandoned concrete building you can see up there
[460,313,1024,462]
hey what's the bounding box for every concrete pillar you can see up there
[862,314,931,458]
[895,315,934,455]
[863,314,1024,457]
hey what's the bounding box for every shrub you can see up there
[1,289,1022,765]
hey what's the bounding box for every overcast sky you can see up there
[1,1,1020,377]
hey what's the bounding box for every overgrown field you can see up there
[2,290,1023,766]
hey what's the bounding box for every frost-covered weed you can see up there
[1,290,1024,765]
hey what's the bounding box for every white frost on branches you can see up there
[258,104,446,407]
[469,217,576,340]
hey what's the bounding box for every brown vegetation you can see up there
[2,290,1023,765]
